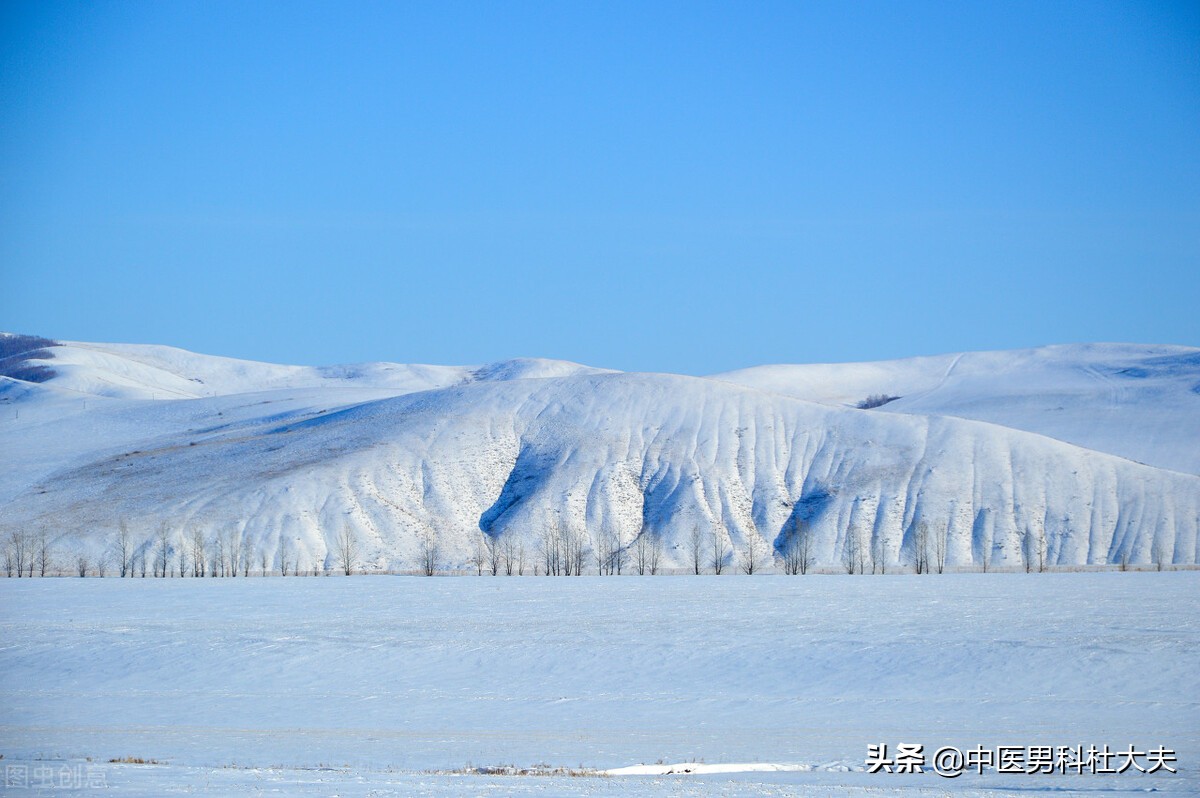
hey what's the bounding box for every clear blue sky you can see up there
[2,1,1197,374]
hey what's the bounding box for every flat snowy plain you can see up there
[1,573,1196,796]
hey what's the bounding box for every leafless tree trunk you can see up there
[595,528,610,575]
[781,517,814,575]
[913,522,929,574]
[472,533,486,576]
[114,522,132,577]
[155,523,171,578]
[710,526,728,575]
[740,534,767,575]
[635,530,650,575]
[419,530,439,576]
[689,525,704,575]
[502,534,516,576]
[843,527,861,575]
[336,525,358,575]
[1152,536,1168,572]
[649,533,662,575]
[190,528,207,577]
[278,535,290,576]
[76,555,89,577]
[137,549,147,577]
[215,533,228,577]
[177,536,188,577]
[486,535,501,576]
[96,553,108,577]
[225,528,245,577]
[3,538,13,577]
[933,525,946,574]
[36,530,52,577]
[565,525,585,576]
[871,531,887,574]
[516,541,526,575]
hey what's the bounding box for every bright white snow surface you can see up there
[2,338,1199,572]
[716,343,1200,476]
[1,574,1196,796]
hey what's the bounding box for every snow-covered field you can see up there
[2,573,1196,796]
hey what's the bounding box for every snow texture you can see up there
[1,574,1196,795]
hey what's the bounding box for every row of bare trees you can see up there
[4,518,1180,577]
[92,522,362,577]
[3,529,53,577]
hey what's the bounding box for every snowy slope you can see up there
[3,337,1199,572]
[715,343,1200,476]
[9,338,611,400]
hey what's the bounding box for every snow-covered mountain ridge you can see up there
[2,335,1197,570]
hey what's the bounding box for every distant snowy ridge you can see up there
[1,337,1197,571]
[715,343,1200,476]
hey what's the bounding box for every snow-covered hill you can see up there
[716,343,1200,476]
[2,335,1197,571]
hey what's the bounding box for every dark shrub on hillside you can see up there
[856,393,900,409]
[0,333,59,382]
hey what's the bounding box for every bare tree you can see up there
[137,549,147,578]
[225,528,245,578]
[913,522,930,575]
[419,530,439,576]
[190,528,207,577]
[710,526,729,575]
[689,525,704,575]
[1022,526,1046,573]
[565,524,586,576]
[177,536,188,577]
[76,555,89,577]
[649,533,662,575]
[871,530,887,574]
[538,524,557,576]
[635,529,651,575]
[486,535,501,576]
[278,536,291,576]
[154,523,171,578]
[95,553,108,578]
[114,522,132,578]
[933,524,947,575]
[740,534,768,575]
[780,517,814,575]
[843,527,862,575]
[336,525,358,575]
[1152,536,1168,572]
[215,532,228,577]
[516,541,526,575]
[471,533,486,576]
[611,528,624,575]
[595,528,611,575]
[3,536,13,577]
[259,548,269,576]
[502,534,516,576]
[36,530,52,577]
